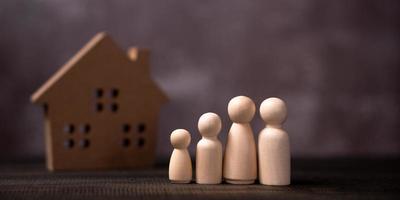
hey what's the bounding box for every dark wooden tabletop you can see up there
[0,158,399,200]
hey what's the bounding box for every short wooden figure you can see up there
[196,112,223,184]
[223,96,257,184]
[258,97,291,186]
[31,32,168,171]
[169,129,192,183]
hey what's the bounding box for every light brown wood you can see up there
[196,112,223,184]
[169,129,192,183]
[31,32,168,171]
[223,96,257,184]
[258,97,291,186]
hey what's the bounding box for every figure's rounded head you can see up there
[228,96,256,123]
[198,112,222,137]
[170,129,191,149]
[259,97,287,125]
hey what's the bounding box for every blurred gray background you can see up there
[0,0,399,161]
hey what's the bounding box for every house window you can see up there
[138,137,145,148]
[93,88,120,113]
[64,139,74,149]
[121,123,146,148]
[122,138,130,147]
[110,88,119,98]
[80,123,91,134]
[110,103,119,113]
[96,103,103,112]
[79,139,90,148]
[64,124,75,134]
[95,88,103,98]
[63,123,91,150]
[122,124,131,133]
[138,123,146,133]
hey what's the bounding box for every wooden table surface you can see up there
[0,158,399,200]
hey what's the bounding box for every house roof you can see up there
[31,32,168,104]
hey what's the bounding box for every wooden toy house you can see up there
[31,32,168,171]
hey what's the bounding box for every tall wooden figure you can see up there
[169,129,192,183]
[196,112,223,184]
[258,97,291,186]
[223,96,257,184]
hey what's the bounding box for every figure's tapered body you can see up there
[196,138,223,184]
[258,126,290,185]
[169,129,192,183]
[223,96,257,184]
[169,149,192,183]
[224,123,257,184]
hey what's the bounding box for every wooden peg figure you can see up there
[223,96,257,184]
[196,112,223,184]
[258,97,291,186]
[169,129,192,183]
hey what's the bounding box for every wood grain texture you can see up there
[0,158,399,200]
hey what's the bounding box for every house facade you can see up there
[31,33,168,171]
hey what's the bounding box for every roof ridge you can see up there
[31,32,109,103]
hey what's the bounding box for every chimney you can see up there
[127,47,150,75]
[127,47,150,66]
